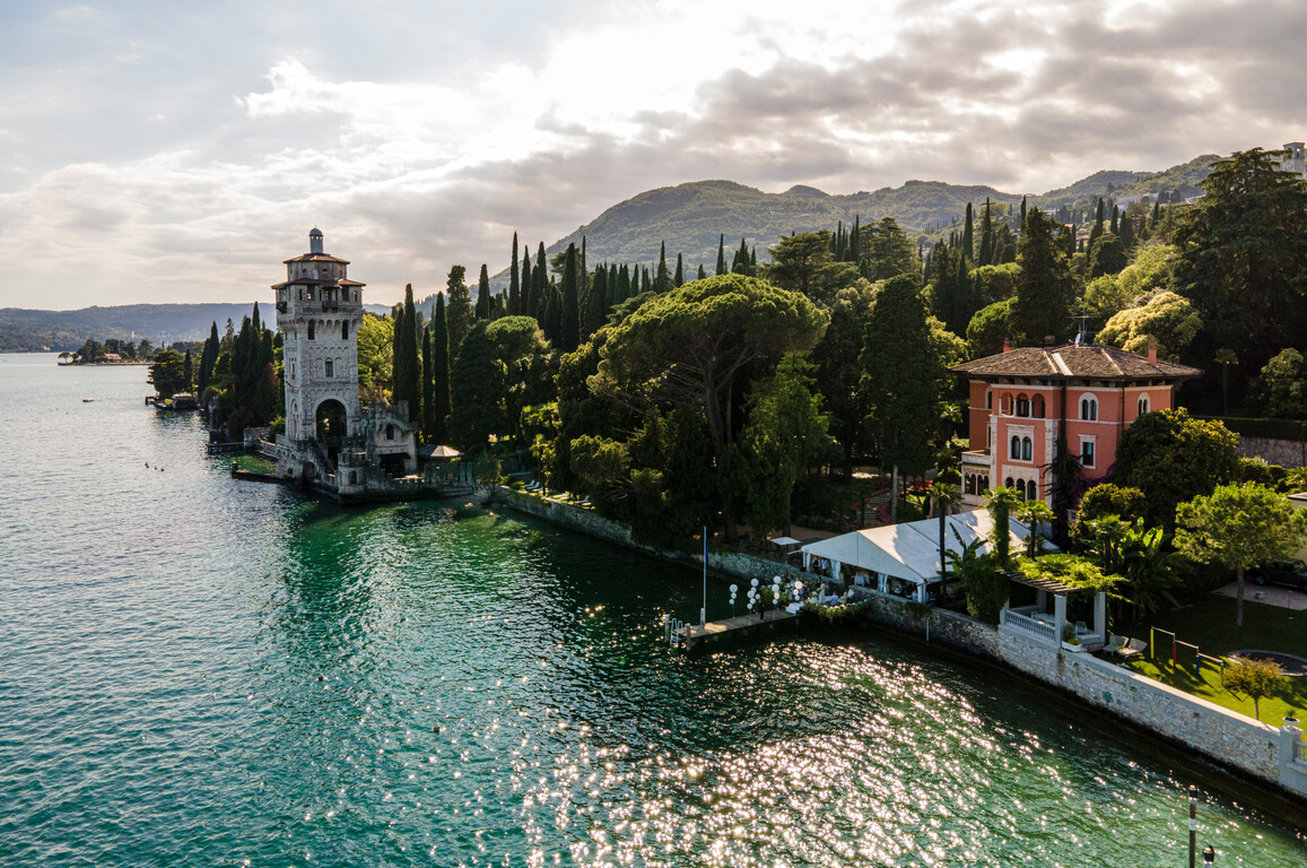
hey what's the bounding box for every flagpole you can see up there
[702,525,708,625]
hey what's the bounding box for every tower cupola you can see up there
[309,227,324,255]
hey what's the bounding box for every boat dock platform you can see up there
[667,608,799,653]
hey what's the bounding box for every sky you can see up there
[0,0,1303,310]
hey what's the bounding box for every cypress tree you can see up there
[508,232,520,315]
[400,283,421,424]
[641,266,651,293]
[431,295,451,443]
[445,267,473,352]
[583,264,608,338]
[183,349,193,391]
[847,216,861,263]
[731,238,750,275]
[532,243,547,321]
[560,243,581,352]
[1119,211,1136,251]
[962,202,974,261]
[674,253,684,287]
[750,246,757,271]
[715,234,726,276]
[1110,203,1120,235]
[978,198,994,266]
[198,321,219,397]
[697,263,706,281]
[544,280,563,345]
[521,248,533,317]
[1089,198,1105,257]
[653,242,672,293]
[1019,197,1027,229]
[421,325,434,442]
[476,264,491,320]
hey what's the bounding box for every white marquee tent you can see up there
[799,510,1043,602]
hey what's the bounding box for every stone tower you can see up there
[273,228,366,444]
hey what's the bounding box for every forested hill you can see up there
[546,155,1218,270]
[0,302,392,353]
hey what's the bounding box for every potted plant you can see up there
[1061,622,1085,653]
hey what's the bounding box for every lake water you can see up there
[0,353,1303,867]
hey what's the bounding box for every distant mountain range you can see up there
[5,154,1219,351]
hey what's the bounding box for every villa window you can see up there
[1026,479,1038,500]
[979,476,989,495]
[1010,436,1021,459]
[1001,394,1013,415]
[986,390,993,410]
[1032,395,1045,418]
[1081,439,1096,468]
[965,474,975,495]
[1138,396,1149,415]
[1005,477,1014,490]
[386,425,395,441]
[1081,396,1098,421]
[1017,396,1030,417]
[1021,436,1032,461]
[325,359,334,378]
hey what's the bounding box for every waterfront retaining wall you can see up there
[493,485,1307,800]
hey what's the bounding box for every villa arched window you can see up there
[1011,436,1021,459]
[1001,394,1013,415]
[1021,436,1032,461]
[1017,395,1030,417]
[1032,395,1045,418]
[1026,479,1038,500]
[1081,396,1098,421]
[986,390,993,409]
[1005,477,1014,490]
[1138,396,1149,415]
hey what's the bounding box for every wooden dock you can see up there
[676,608,799,653]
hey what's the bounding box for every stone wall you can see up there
[851,586,1002,659]
[998,633,1306,796]
[1237,435,1307,468]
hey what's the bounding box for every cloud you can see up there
[0,0,1304,310]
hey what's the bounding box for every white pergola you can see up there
[799,510,1040,603]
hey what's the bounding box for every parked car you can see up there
[1248,560,1307,591]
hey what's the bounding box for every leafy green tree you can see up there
[1095,291,1202,360]
[724,354,831,535]
[764,231,857,307]
[1078,483,1147,523]
[863,274,940,518]
[966,298,1013,357]
[1221,656,1285,721]
[1012,209,1075,346]
[594,274,827,471]
[1251,348,1307,418]
[148,349,188,398]
[1174,482,1307,626]
[449,316,550,451]
[811,280,876,474]
[1115,408,1239,530]
[356,312,394,401]
[1174,148,1307,379]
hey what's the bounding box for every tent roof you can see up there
[799,509,1039,585]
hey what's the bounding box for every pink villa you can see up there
[950,341,1200,509]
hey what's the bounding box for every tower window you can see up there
[342,321,349,340]
[325,359,334,378]
[386,425,396,441]
[307,321,315,340]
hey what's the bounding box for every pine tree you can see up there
[476,264,491,320]
[508,232,520,315]
[560,243,581,352]
[431,295,451,442]
[445,266,473,353]
[715,234,726,276]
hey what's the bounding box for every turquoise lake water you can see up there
[0,353,1303,866]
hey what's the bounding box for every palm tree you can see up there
[1119,522,1186,620]
[1016,499,1056,558]
[931,481,962,584]
[984,487,1023,566]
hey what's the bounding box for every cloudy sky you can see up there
[0,0,1302,309]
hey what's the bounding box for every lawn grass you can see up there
[1116,593,1307,726]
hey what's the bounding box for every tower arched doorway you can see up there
[315,399,348,440]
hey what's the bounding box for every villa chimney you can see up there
[1044,335,1055,348]
[1002,338,1011,353]
[1147,337,1158,365]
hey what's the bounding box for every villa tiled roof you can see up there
[951,344,1201,381]
[283,252,351,265]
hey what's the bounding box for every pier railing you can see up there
[1295,740,1307,765]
